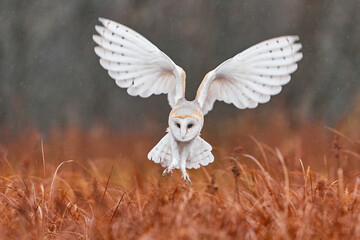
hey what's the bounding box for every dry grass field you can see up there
[1,108,360,239]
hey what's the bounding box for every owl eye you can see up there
[187,123,193,129]
[176,123,180,128]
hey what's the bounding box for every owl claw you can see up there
[181,172,191,184]
[162,167,173,177]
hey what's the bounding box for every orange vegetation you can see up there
[0,110,360,239]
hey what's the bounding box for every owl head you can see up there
[168,99,204,142]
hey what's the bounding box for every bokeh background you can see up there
[1,0,359,135]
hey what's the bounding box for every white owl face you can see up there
[168,99,204,142]
[169,117,201,142]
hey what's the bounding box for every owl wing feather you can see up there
[148,134,214,169]
[187,136,214,169]
[147,133,173,168]
[93,18,185,107]
[196,36,303,115]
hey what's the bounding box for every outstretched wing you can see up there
[196,36,302,115]
[93,18,186,107]
[187,136,214,169]
[148,133,172,168]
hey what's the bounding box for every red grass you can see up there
[1,110,360,239]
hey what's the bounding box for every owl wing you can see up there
[186,136,214,169]
[148,133,172,168]
[93,18,186,107]
[195,36,302,115]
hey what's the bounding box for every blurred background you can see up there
[0,0,359,135]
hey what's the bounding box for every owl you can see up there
[93,18,302,183]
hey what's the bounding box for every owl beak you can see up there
[181,127,186,139]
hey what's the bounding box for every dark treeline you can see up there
[0,0,359,133]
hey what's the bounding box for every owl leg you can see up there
[181,170,191,184]
[180,159,191,184]
[179,144,192,184]
[162,135,180,177]
[162,159,179,177]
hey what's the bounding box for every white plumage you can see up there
[93,18,303,183]
[196,36,303,115]
[148,133,214,170]
[93,18,185,107]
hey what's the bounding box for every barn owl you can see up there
[93,18,302,183]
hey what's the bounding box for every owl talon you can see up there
[181,172,191,184]
[162,167,173,177]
